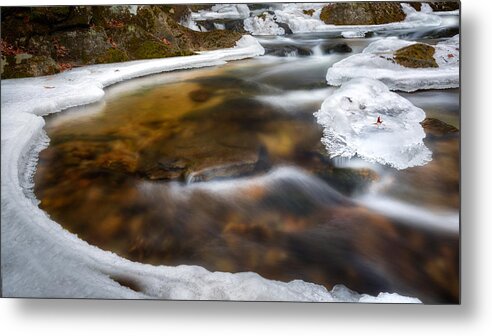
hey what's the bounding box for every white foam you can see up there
[326,35,460,92]
[356,194,459,233]
[314,78,431,169]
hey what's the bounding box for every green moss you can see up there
[132,40,172,59]
[394,43,438,68]
[96,48,129,64]
[302,9,315,16]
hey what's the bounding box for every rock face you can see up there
[320,3,406,25]
[407,1,460,12]
[394,43,438,68]
[1,5,243,79]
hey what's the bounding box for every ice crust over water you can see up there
[326,35,460,92]
[314,78,432,170]
[0,36,420,302]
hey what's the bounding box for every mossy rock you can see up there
[132,40,171,59]
[320,3,405,25]
[429,2,460,11]
[1,54,60,78]
[394,43,438,68]
[189,29,243,51]
[303,9,315,16]
[96,48,129,64]
[0,5,240,78]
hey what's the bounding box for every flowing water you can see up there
[34,26,460,303]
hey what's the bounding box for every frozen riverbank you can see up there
[1,36,420,302]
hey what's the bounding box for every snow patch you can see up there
[314,78,431,169]
[326,35,459,92]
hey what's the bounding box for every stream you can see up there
[34,26,459,303]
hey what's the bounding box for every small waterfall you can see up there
[311,43,323,57]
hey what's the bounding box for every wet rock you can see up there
[186,146,270,183]
[224,19,247,33]
[321,43,352,54]
[276,22,293,35]
[320,3,406,25]
[266,45,312,57]
[142,158,188,180]
[394,43,438,68]
[194,20,216,31]
[316,167,379,196]
[421,118,459,137]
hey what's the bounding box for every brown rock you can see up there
[320,3,406,25]
[394,43,438,68]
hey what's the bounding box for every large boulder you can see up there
[320,3,406,25]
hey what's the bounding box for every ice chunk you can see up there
[359,292,422,303]
[191,4,250,21]
[244,12,285,36]
[326,35,459,92]
[314,78,432,169]
[341,30,366,38]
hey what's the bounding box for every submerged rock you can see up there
[321,43,352,54]
[320,3,406,25]
[186,146,271,183]
[421,117,459,137]
[316,167,379,196]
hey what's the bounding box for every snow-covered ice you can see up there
[244,12,286,36]
[251,3,442,36]
[184,3,445,36]
[326,35,460,92]
[0,35,420,302]
[314,78,432,169]
[191,4,250,21]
